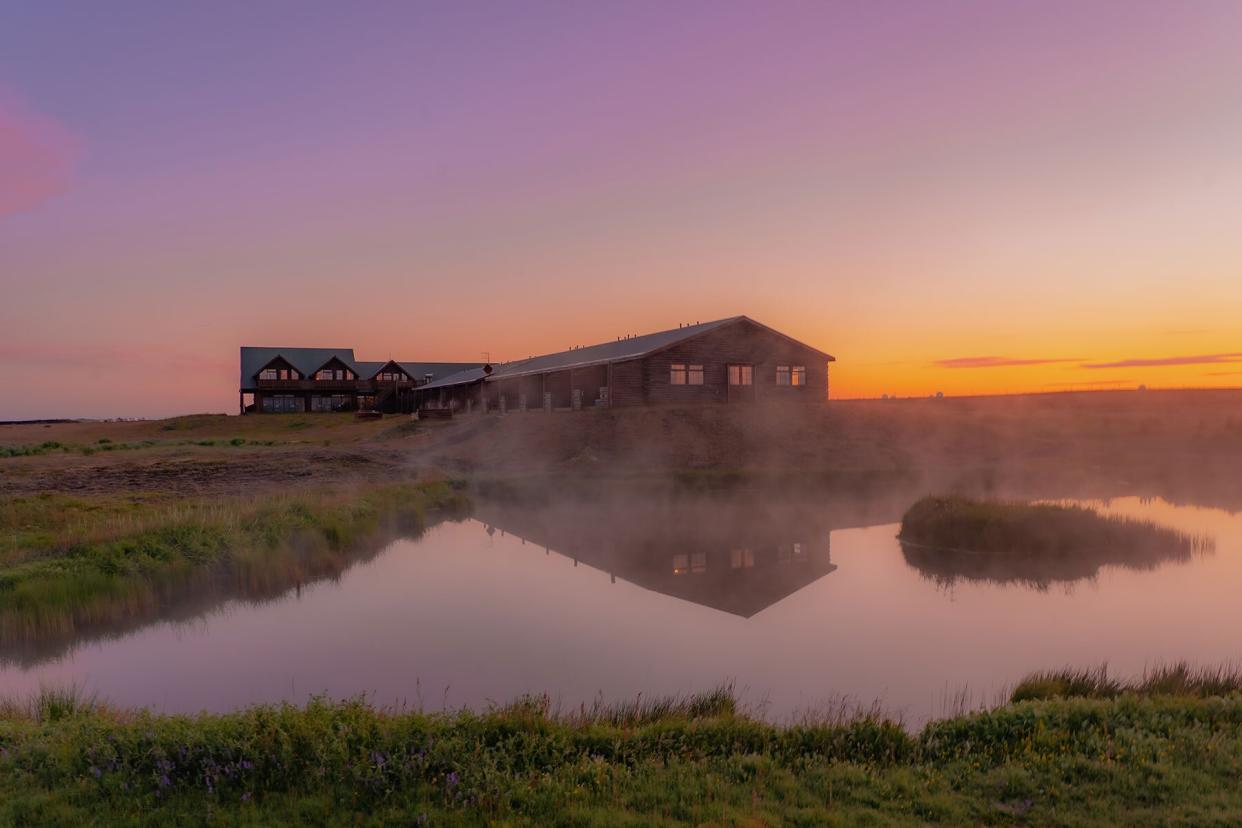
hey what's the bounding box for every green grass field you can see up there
[2,681,1241,826]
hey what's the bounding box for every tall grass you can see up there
[1012,662,1242,702]
[2,681,1242,824]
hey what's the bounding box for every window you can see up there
[671,364,704,386]
[262,394,301,413]
[776,366,807,387]
[316,369,333,381]
[778,542,809,563]
[311,394,355,412]
[728,365,753,386]
[259,369,278,381]
[730,548,755,569]
[377,371,405,382]
[672,552,707,574]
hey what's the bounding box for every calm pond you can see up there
[2,493,1239,723]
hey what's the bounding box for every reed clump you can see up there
[1012,662,1242,702]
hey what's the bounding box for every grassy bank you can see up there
[899,495,1210,556]
[2,680,1242,825]
[0,481,470,657]
[898,496,1214,588]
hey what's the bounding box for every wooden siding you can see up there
[639,319,828,406]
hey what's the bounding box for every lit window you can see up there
[776,366,791,386]
[670,364,687,385]
[728,365,752,386]
[792,366,806,386]
[688,364,704,385]
[672,553,689,574]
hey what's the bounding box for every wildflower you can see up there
[446,771,459,788]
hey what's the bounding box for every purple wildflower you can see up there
[89,766,102,779]
[446,771,459,788]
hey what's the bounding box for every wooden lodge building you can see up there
[240,316,834,414]
[238,347,481,414]
[415,315,834,412]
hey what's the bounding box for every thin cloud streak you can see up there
[1081,353,1242,369]
[935,356,1083,369]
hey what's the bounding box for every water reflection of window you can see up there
[673,552,707,574]
[730,548,755,569]
[778,543,809,562]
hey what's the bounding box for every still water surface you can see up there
[1,495,1239,723]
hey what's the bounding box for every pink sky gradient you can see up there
[3,2,1242,418]
[0,89,77,218]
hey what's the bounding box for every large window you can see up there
[670,363,705,386]
[776,365,807,387]
[261,394,302,413]
[377,371,405,382]
[728,365,753,386]
[259,368,278,380]
[316,367,355,381]
[311,394,355,412]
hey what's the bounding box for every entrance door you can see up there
[727,363,755,402]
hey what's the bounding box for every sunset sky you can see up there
[3,1,1242,419]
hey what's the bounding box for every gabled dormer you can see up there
[255,355,302,382]
[371,360,410,382]
[311,356,357,381]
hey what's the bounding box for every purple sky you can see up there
[4,1,1242,417]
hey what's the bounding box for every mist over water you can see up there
[1,486,1239,725]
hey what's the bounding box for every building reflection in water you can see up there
[474,497,838,618]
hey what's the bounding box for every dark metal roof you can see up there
[240,347,358,389]
[399,362,486,382]
[417,315,834,390]
[240,348,482,388]
[418,365,492,391]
